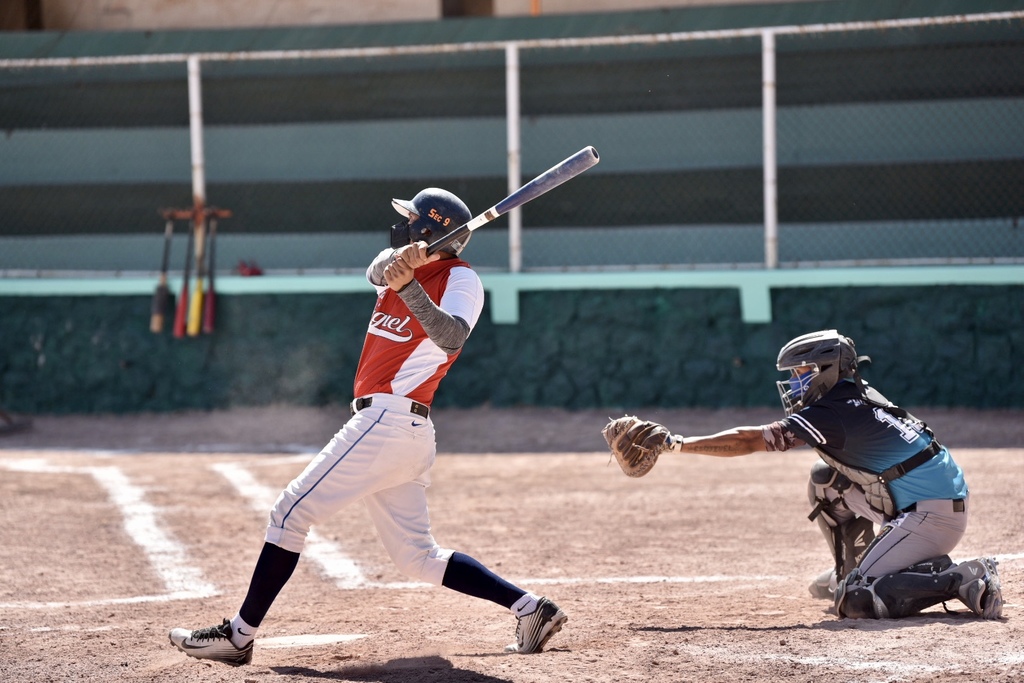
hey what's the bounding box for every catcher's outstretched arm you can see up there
[601,417,789,479]
[665,426,768,457]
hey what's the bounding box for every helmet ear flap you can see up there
[407,216,433,242]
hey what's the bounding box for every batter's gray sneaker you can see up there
[957,557,1003,619]
[504,597,567,654]
[169,618,254,666]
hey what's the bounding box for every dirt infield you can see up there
[0,407,1021,682]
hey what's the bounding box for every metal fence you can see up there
[1,10,1022,278]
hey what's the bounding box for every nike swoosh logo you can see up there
[237,628,252,636]
[182,642,213,650]
[412,421,424,427]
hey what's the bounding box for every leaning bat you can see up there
[426,146,600,256]
[172,221,194,338]
[202,219,217,334]
[149,218,174,334]
[186,219,207,337]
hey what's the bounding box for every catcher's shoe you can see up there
[809,568,837,600]
[504,597,567,654]
[957,557,1003,620]
[168,618,253,666]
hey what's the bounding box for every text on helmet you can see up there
[428,208,451,227]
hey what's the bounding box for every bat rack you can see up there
[159,207,232,222]
[157,205,232,338]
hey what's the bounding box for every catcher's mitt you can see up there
[602,415,671,478]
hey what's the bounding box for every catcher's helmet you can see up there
[390,187,472,256]
[776,329,859,415]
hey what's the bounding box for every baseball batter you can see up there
[169,188,566,666]
[604,329,1003,620]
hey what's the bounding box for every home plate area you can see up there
[0,445,1019,683]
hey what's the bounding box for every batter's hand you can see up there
[385,241,440,291]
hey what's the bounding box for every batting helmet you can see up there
[391,188,472,256]
[776,329,859,415]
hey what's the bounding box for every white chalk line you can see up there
[1,458,217,610]
[212,461,793,591]
[211,461,370,589]
[260,633,368,648]
[521,574,788,585]
[1,456,1018,616]
[2,621,367,648]
[992,552,1024,562]
[0,456,787,611]
[0,591,213,611]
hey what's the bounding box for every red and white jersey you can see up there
[353,254,484,406]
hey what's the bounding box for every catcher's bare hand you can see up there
[602,415,673,478]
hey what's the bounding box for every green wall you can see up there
[3,284,1021,414]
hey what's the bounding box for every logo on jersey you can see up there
[368,312,414,342]
[872,407,921,443]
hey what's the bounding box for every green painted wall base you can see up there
[2,282,1021,414]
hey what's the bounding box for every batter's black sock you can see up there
[238,542,300,627]
[441,551,526,609]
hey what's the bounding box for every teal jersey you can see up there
[781,380,968,512]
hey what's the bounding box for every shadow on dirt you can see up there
[271,655,512,682]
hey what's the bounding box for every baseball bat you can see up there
[149,218,174,334]
[172,221,194,338]
[202,219,217,334]
[426,145,600,256]
[186,219,207,337]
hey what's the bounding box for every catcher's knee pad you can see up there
[835,557,960,619]
[807,462,853,522]
[807,462,873,581]
[810,460,852,491]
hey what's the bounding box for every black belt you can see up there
[901,498,965,514]
[351,396,429,419]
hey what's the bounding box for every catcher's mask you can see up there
[390,187,472,256]
[776,329,859,415]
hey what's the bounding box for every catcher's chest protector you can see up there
[811,385,940,520]
[813,448,897,518]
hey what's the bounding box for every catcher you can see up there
[603,329,1003,621]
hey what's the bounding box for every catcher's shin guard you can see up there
[807,462,874,582]
[835,556,981,619]
[834,568,889,619]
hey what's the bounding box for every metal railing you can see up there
[1,9,1021,278]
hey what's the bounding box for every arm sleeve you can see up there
[397,281,470,354]
[366,248,396,287]
[761,420,805,452]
